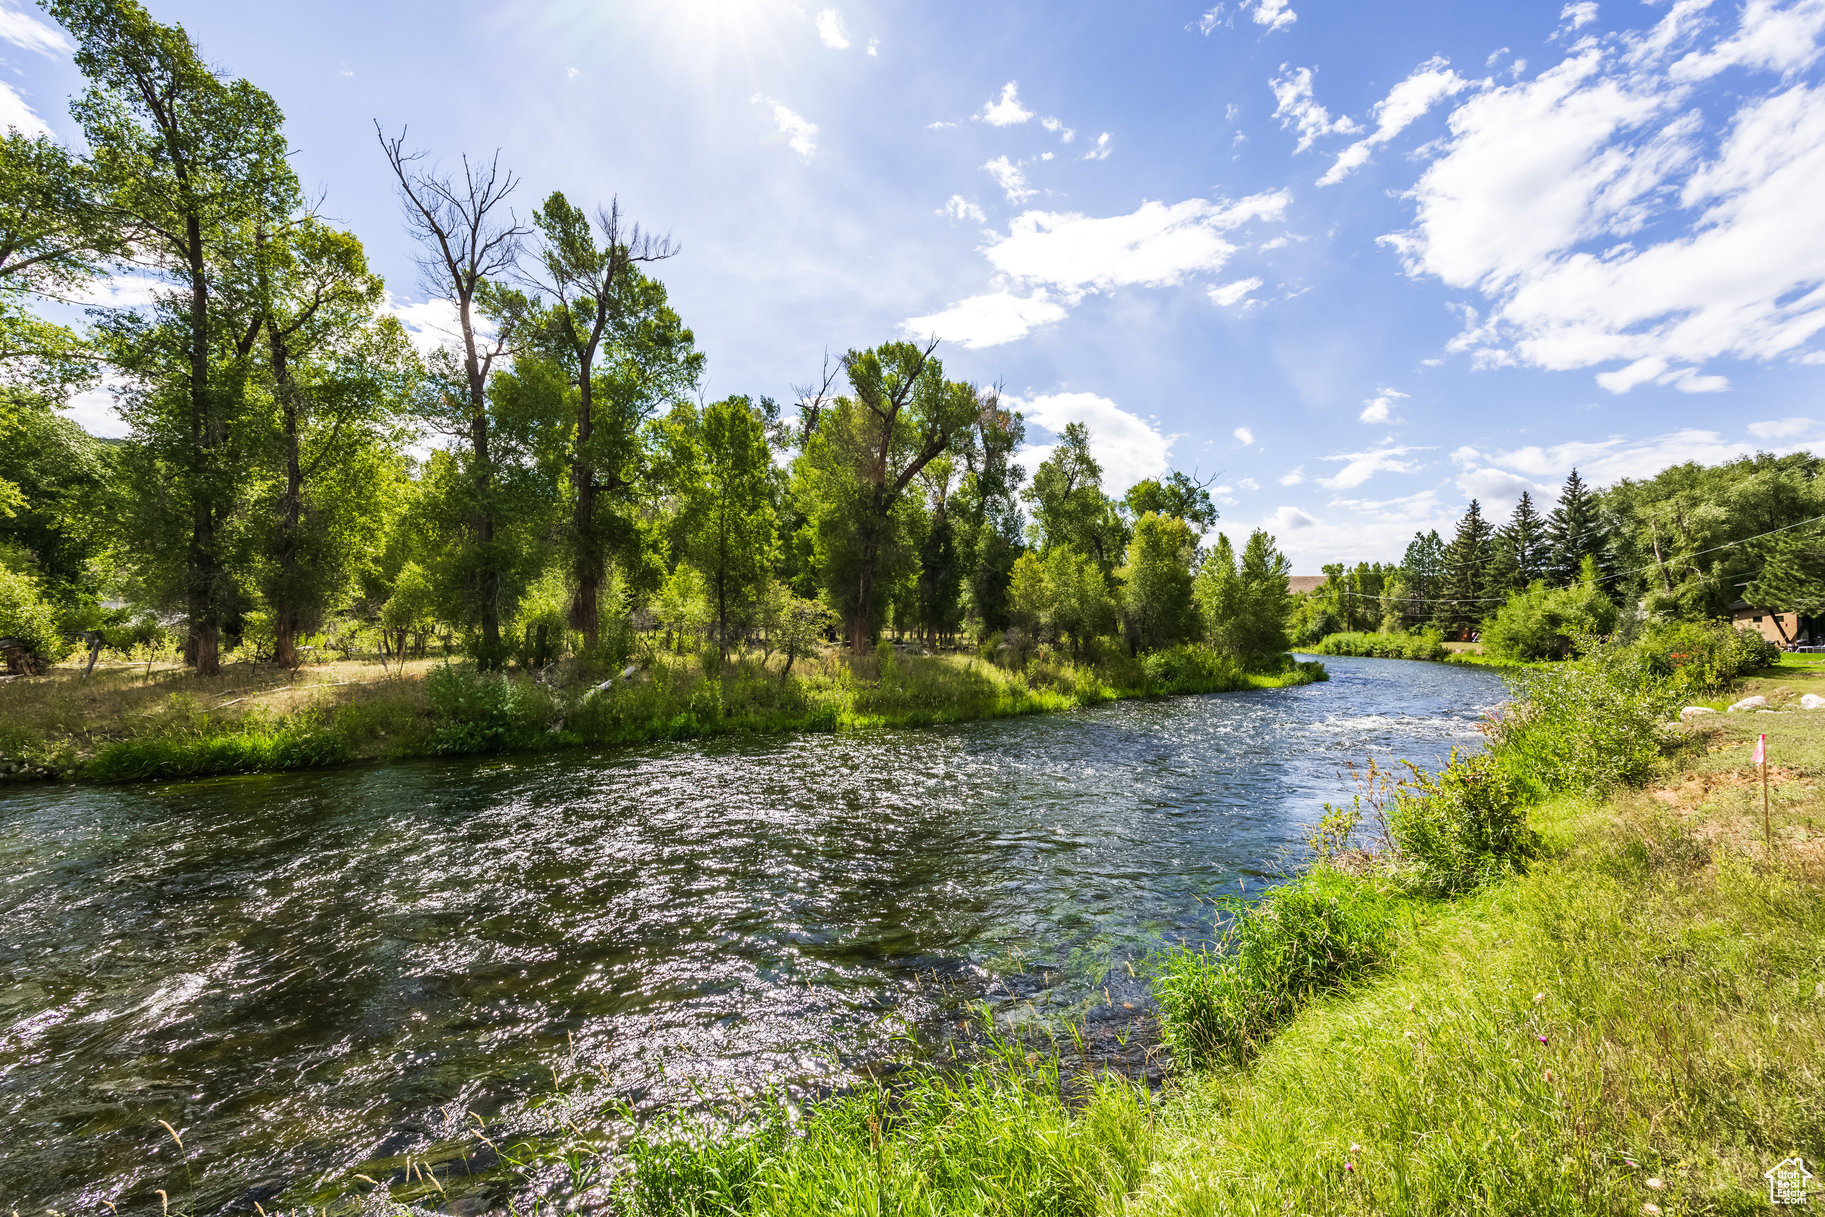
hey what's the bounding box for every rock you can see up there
[1802,693,1825,710]
[1727,695,1769,713]
[1679,706,1717,721]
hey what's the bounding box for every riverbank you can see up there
[0,643,1324,784]
[396,648,1824,1215]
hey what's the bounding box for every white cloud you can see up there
[75,274,163,309]
[1082,132,1112,160]
[0,3,73,56]
[1207,276,1263,306]
[1385,5,1825,390]
[1358,387,1408,423]
[1267,504,1320,530]
[1319,57,1470,185]
[938,195,987,224]
[978,81,1034,127]
[1041,115,1076,142]
[1278,466,1306,485]
[1013,391,1176,492]
[815,9,850,49]
[60,375,128,439]
[1270,66,1360,154]
[1318,443,1428,489]
[1239,476,1260,490]
[1243,0,1297,32]
[982,156,1035,204]
[1748,416,1822,438]
[867,37,879,56]
[1233,426,1256,444]
[901,291,1067,349]
[1193,5,1226,35]
[1559,2,1600,34]
[381,294,500,357]
[566,66,579,79]
[0,80,51,138]
[983,193,1288,302]
[752,95,818,159]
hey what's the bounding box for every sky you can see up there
[5,0,1825,570]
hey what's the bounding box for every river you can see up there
[0,655,1506,1211]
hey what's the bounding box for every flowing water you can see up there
[0,655,1506,1211]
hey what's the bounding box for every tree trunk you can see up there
[184,214,220,675]
[470,367,500,668]
[570,360,600,651]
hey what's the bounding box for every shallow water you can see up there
[0,655,1505,1211]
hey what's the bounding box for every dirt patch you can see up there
[1648,766,1804,808]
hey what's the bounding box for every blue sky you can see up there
[5,0,1825,568]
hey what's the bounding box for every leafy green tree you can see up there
[1232,530,1294,658]
[677,396,777,660]
[955,396,1026,637]
[1120,511,1197,652]
[1043,544,1117,657]
[379,559,435,659]
[1481,559,1619,661]
[1545,468,1603,586]
[651,560,708,652]
[1745,528,1825,631]
[1006,549,1048,640]
[1124,472,1218,535]
[0,408,113,609]
[913,456,967,646]
[1024,421,1127,569]
[56,0,299,672]
[0,565,64,670]
[1439,499,1494,639]
[1194,532,1241,644]
[1400,529,1447,627]
[792,340,984,651]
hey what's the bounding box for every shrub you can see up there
[0,567,64,671]
[425,664,544,754]
[1490,634,1679,797]
[1634,619,1779,693]
[1154,869,1400,1069]
[1480,578,1620,662]
[1140,643,1246,693]
[1387,749,1534,896]
[1314,629,1446,660]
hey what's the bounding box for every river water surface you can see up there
[0,655,1505,1211]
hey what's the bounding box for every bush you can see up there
[0,567,65,671]
[425,664,546,754]
[1154,868,1400,1069]
[1387,750,1535,896]
[1314,629,1446,660]
[1491,635,1679,797]
[1140,643,1246,693]
[1634,619,1779,693]
[1480,578,1620,662]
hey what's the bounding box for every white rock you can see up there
[1679,706,1717,721]
[1801,693,1825,710]
[1727,695,1769,713]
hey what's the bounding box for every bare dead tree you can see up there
[523,195,678,650]
[376,124,527,667]
[790,350,842,448]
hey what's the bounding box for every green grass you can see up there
[0,643,1324,784]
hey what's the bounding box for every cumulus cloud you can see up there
[982,156,1035,204]
[1278,466,1306,485]
[0,2,73,56]
[938,195,987,224]
[1319,57,1470,185]
[1270,66,1360,154]
[1749,416,1822,439]
[1239,476,1260,490]
[0,81,51,138]
[1267,504,1320,530]
[1358,387,1408,423]
[978,81,1034,127]
[752,95,818,158]
[1243,0,1298,31]
[1558,2,1600,35]
[1384,1,1825,390]
[815,9,850,49]
[1013,391,1176,492]
[1208,276,1263,306]
[1318,443,1428,489]
[901,291,1068,349]
[1233,426,1256,444]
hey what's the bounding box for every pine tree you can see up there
[1439,500,1493,639]
[1504,490,1549,584]
[1401,530,1446,627]
[1545,469,1602,586]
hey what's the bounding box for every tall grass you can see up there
[1312,630,1447,661]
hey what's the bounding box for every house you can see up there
[1765,1156,1813,1206]
[1732,599,1818,648]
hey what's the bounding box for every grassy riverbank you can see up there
[0,643,1324,784]
[361,644,1825,1215]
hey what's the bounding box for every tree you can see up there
[1124,471,1218,535]
[1480,561,1619,661]
[1499,490,1548,586]
[913,456,966,646]
[377,127,528,667]
[1545,468,1602,586]
[955,396,1026,636]
[1119,511,1197,652]
[527,192,685,649]
[1232,530,1293,658]
[794,340,985,652]
[1006,549,1048,640]
[1043,545,1117,657]
[1746,528,1825,632]
[1400,530,1447,627]
[1193,532,1241,645]
[1439,499,1494,639]
[677,396,777,660]
[56,0,299,672]
[1024,421,1127,568]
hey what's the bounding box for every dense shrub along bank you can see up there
[1311,629,1446,661]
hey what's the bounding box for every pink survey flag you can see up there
[1753,734,1766,767]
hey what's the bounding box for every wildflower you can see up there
[1350,1143,1363,1154]
[1533,992,1545,1004]
[1344,1162,1355,1173]
[1543,1068,1555,1083]
[1538,1035,1548,1045]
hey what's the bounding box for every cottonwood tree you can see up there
[526,192,690,649]
[378,126,528,668]
[1124,471,1218,535]
[56,0,298,672]
[675,396,777,661]
[1120,511,1197,652]
[1025,422,1128,569]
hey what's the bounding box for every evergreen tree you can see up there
[1545,468,1602,586]
[1401,530,1446,627]
[1439,499,1494,639]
